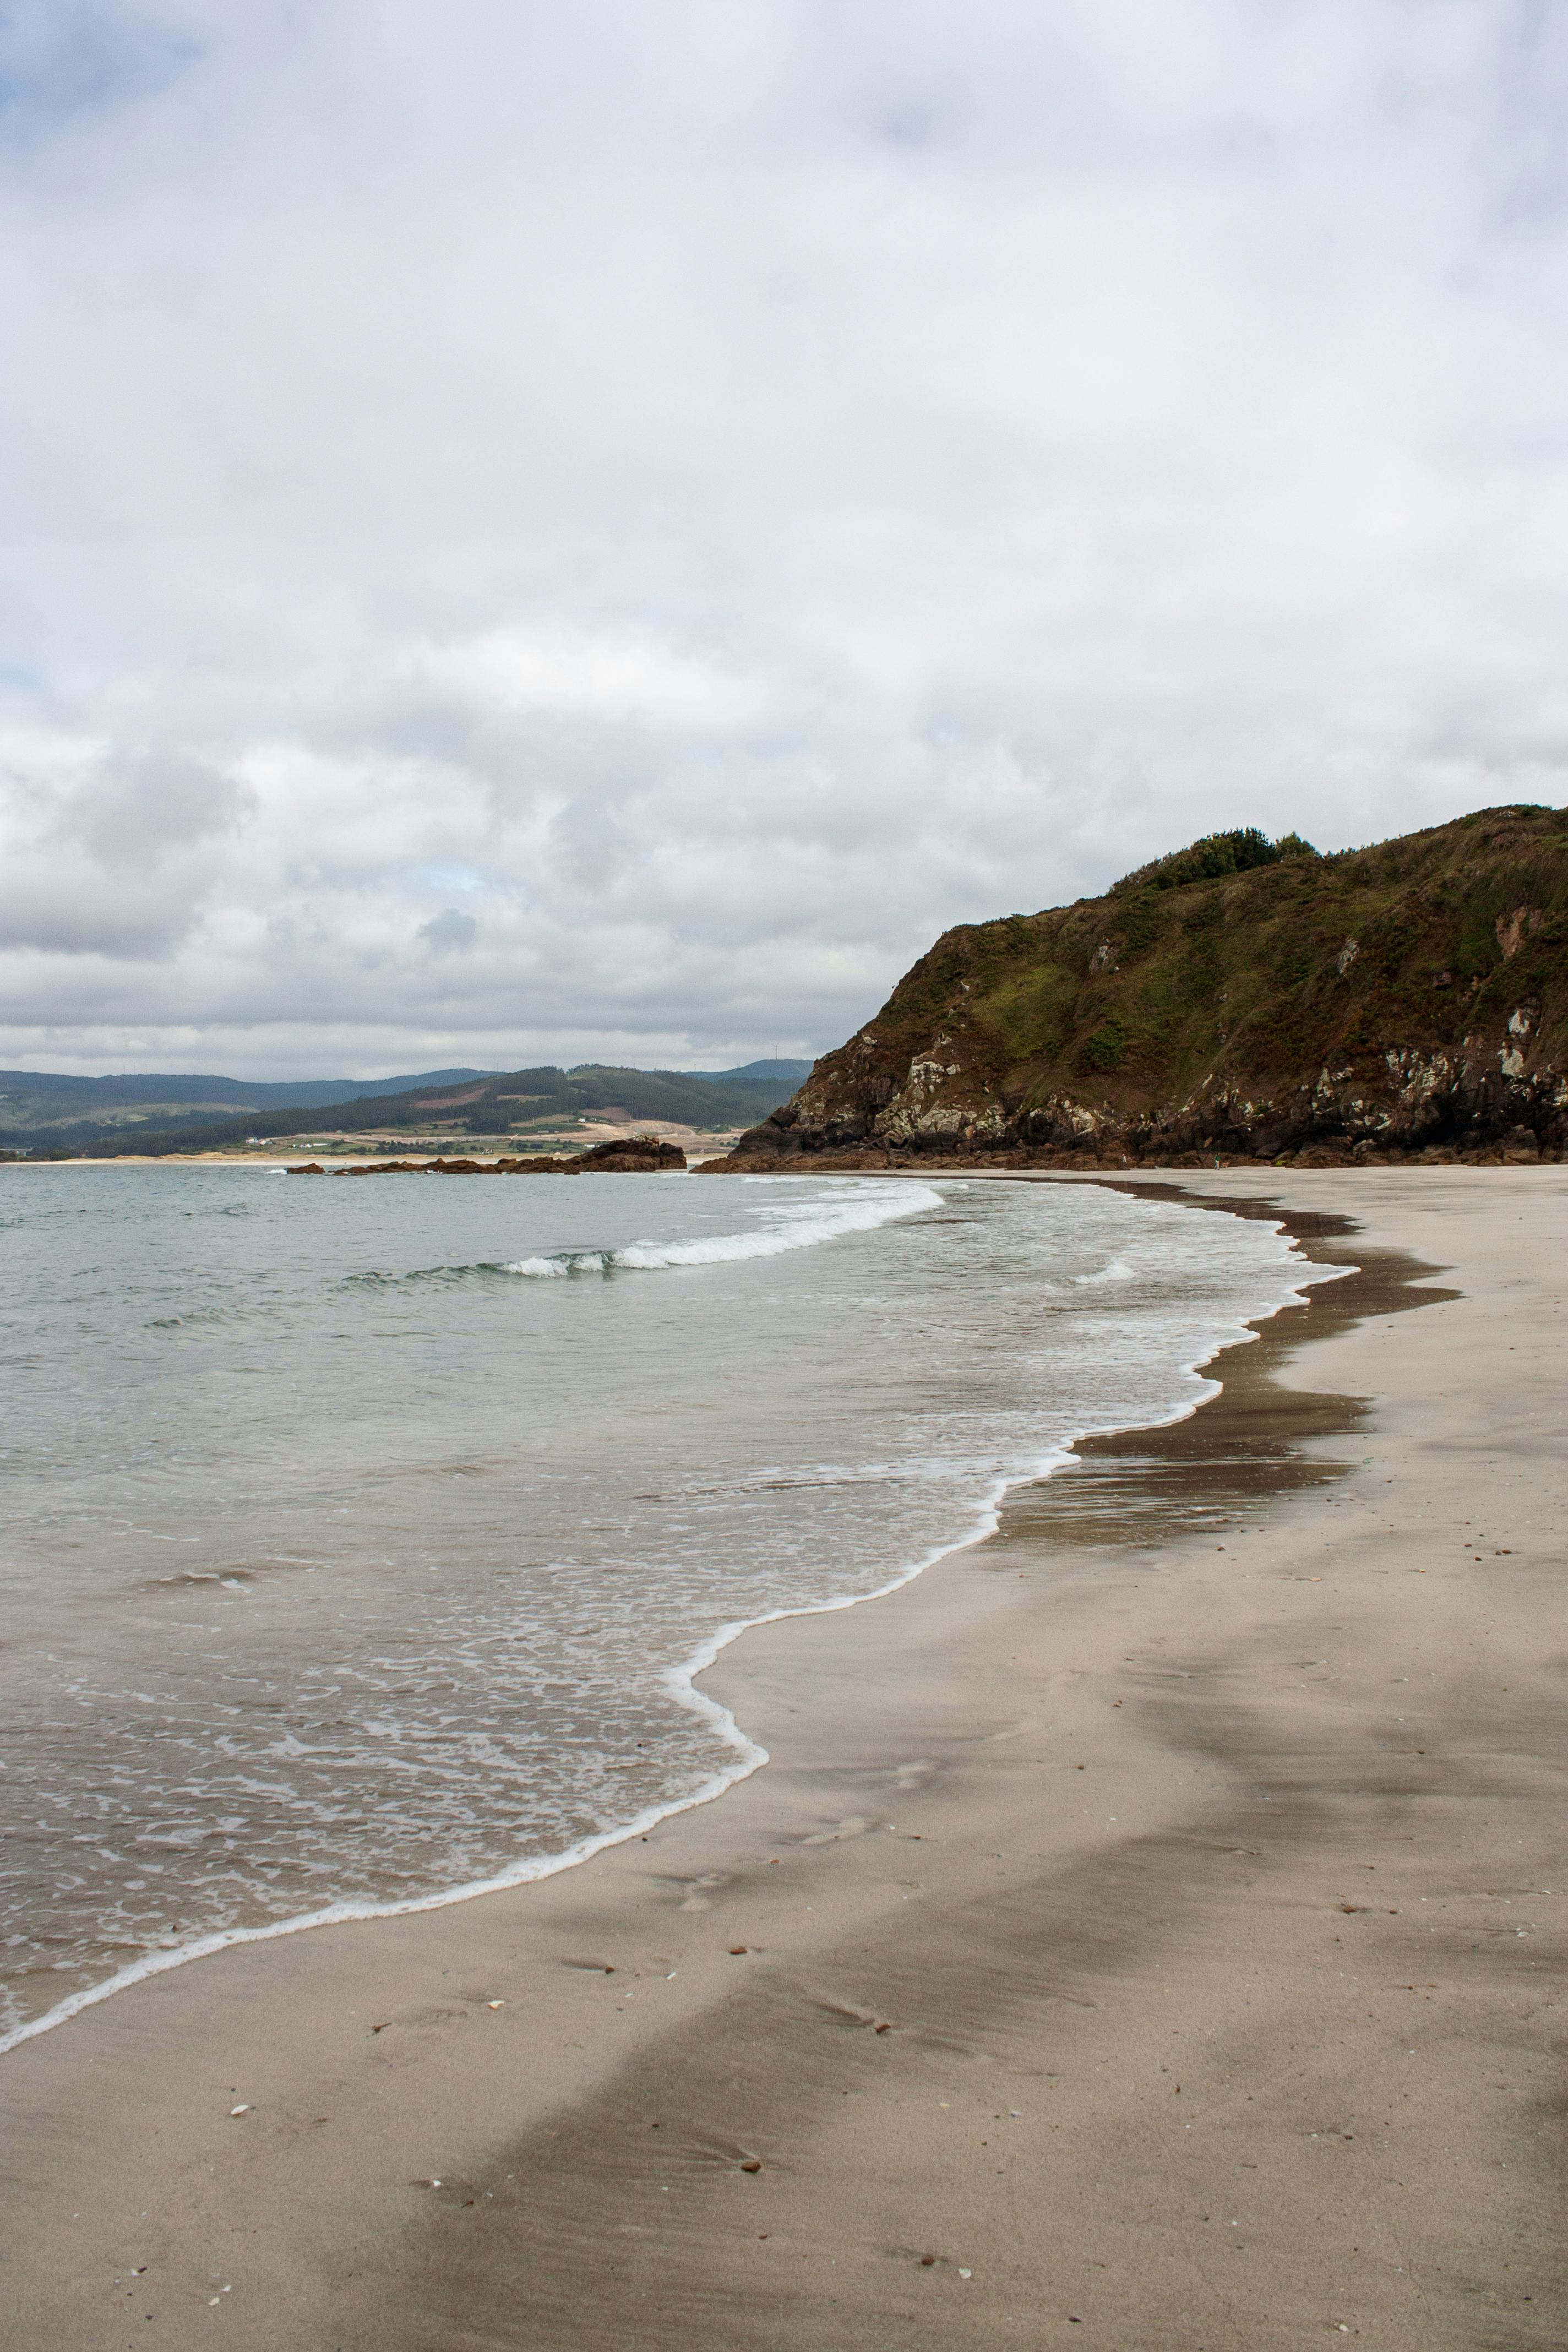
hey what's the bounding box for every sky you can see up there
[2,1,1567,1079]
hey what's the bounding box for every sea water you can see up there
[0,1166,1311,2046]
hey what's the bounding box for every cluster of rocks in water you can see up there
[286,1136,687,1176]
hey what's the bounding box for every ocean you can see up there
[0,1164,1312,2049]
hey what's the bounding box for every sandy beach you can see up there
[2,1167,1563,2350]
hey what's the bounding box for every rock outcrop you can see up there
[313,1136,688,1176]
[712,808,1568,1172]
[573,1136,688,1172]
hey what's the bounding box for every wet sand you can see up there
[2,1167,1564,2349]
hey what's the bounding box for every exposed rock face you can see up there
[320,1136,688,1176]
[574,1136,688,1172]
[713,807,1568,1172]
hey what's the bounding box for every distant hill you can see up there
[678,1060,814,1086]
[716,808,1568,1170]
[0,1060,815,1143]
[0,1068,503,1132]
[5,1060,810,1157]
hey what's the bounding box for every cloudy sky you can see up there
[2,1,1566,1077]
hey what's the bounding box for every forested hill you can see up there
[0,1066,503,1132]
[3,1061,812,1157]
[716,807,1568,1170]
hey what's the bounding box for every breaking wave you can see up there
[506,1179,941,1278]
[1074,1254,1139,1284]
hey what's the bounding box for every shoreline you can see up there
[0,1173,1313,2062]
[3,1169,1564,2349]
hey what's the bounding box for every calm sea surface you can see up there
[1,1166,1310,2046]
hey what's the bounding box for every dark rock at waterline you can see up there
[306,1136,688,1177]
[575,1136,688,1172]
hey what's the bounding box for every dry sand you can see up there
[2,1167,1563,2350]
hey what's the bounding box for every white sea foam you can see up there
[506,1180,940,1278]
[0,1169,1344,2060]
[0,1239,1337,2063]
[1074,1254,1137,1283]
[0,1408,1145,2058]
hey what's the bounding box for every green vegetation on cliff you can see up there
[722,805,1568,1168]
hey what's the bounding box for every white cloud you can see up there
[1,1,1566,1075]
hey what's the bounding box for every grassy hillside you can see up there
[718,806,1568,1169]
[7,1062,805,1158]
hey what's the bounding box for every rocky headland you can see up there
[714,804,1568,1171]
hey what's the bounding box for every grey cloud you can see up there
[2,3,1567,1072]
[417,907,478,955]
[0,748,255,957]
[0,1,201,145]
[0,876,195,958]
[68,754,256,865]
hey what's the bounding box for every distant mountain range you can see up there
[720,807,1568,1170]
[0,1066,504,1121]
[0,1060,815,1156]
